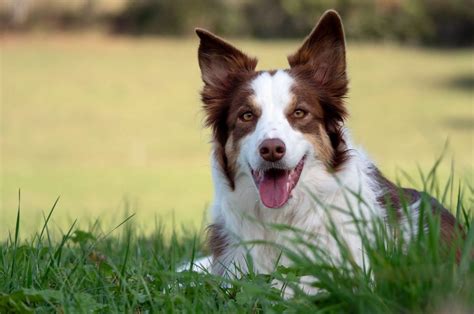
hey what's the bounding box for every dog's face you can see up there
[197,11,349,209]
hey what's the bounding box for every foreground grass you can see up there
[1,34,473,237]
[1,164,473,312]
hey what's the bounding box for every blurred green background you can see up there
[1,0,473,238]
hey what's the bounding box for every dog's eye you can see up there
[240,111,254,122]
[293,109,307,119]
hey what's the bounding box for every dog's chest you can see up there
[220,187,369,273]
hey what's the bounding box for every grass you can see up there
[0,162,473,312]
[1,33,473,237]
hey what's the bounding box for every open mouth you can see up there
[251,157,305,209]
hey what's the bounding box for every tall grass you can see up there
[1,161,473,312]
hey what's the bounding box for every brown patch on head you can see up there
[227,94,262,145]
[223,92,263,184]
[304,125,335,168]
[266,69,278,76]
[286,10,349,170]
[196,28,259,189]
[223,135,238,185]
[284,96,331,167]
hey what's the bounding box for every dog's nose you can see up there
[259,138,286,162]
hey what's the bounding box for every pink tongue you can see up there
[258,170,290,208]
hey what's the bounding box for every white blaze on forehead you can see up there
[250,70,295,140]
[250,70,294,113]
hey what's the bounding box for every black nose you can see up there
[259,138,286,162]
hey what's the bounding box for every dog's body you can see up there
[195,11,459,280]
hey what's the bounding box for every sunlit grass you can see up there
[0,162,472,312]
[1,33,473,237]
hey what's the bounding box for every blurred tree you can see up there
[1,0,472,46]
[11,0,31,26]
[423,0,474,46]
[112,0,228,35]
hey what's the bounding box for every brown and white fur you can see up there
[193,10,460,284]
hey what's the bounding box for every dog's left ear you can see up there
[288,10,346,85]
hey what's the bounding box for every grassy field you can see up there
[1,170,473,312]
[1,33,473,238]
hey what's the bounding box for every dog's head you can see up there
[197,10,349,209]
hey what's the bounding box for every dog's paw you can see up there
[272,275,320,299]
[176,256,212,273]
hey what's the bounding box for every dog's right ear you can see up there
[196,28,257,88]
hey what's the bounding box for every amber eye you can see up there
[293,109,307,118]
[240,111,254,122]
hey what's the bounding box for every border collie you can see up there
[194,10,460,283]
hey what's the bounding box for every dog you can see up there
[194,10,460,285]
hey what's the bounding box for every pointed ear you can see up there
[196,28,257,87]
[287,10,346,84]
